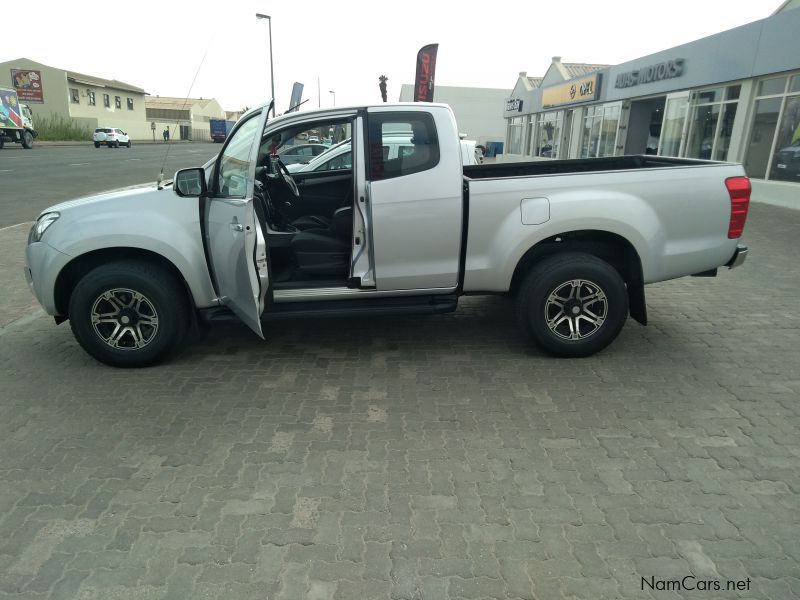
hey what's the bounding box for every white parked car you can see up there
[93,127,131,148]
[286,135,480,173]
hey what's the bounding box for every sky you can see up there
[8,0,785,114]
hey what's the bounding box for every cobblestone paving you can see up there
[0,204,798,599]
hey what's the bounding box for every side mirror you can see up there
[174,168,207,197]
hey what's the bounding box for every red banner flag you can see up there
[413,44,439,102]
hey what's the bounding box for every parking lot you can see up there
[1,153,799,599]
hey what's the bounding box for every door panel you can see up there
[204,109,270,337]
[205,199,266,335]
[365,109,461,291]
[288,171,353,221]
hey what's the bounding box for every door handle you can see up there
[230,223,244,232]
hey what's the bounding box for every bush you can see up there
[33,114,92,141]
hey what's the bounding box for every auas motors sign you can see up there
[615,59,685,89]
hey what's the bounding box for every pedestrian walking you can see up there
[163,128,169,142]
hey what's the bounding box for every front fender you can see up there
[44,195,217,310]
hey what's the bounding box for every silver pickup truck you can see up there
[24,102,749,367]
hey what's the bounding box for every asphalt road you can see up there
[0,143,220,228]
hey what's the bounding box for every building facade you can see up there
[400,84,510,150]
[145,96,226,142]
[0,58,149,138]
[503,2,800,189]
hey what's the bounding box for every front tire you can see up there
[126,140,132,148]
[21,130,34,149]
[68,261,190,367]
[516,253,628,357]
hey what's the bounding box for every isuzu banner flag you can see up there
[413,44,439,102]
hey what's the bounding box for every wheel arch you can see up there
[509,229,647,325]
[54,247,196,319]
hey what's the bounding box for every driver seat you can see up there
[289,185,354,231]
[290,207,352,275]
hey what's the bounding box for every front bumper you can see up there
[725,244,748,269]
[24,240,72,316]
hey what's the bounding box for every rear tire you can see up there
[515,252,628,357]
[21,130,33,149]
[94,142,100,148]
[68,260,190,367]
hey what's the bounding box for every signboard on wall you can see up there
[542,74,601,108]
[505,98,523,112]
[615,59,685,89]
[10,69,44,103]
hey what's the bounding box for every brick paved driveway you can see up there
[1,204,798,599]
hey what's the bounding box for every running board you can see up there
[198,295,459,323]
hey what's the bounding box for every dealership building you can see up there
[503,1,800,192]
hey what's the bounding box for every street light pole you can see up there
[329,90,335,106]
[255,13,275,116]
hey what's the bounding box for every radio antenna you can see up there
[157,41,213,188]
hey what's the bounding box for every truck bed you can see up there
[463,155,718,180]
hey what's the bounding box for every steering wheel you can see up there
[278,161,300,198]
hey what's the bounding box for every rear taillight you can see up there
[725,176,751,239]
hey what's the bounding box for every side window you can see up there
[368,113,439,181]
[318,151,352,171]
[216,114,261,198]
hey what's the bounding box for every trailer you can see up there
[209,119,235,143]
[0,87,37,149]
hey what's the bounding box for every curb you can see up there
[29,140,216,147]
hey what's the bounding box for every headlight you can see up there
[28,212,60,244]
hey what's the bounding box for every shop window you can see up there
[685,84,741,161]
[115,96,122,109]
[580,104,619,158]
[534,111,562,158]
[758,77,787,97]
[127,98,134,110]
[686,104,720,159]
[103,94,110,108]
[659,95,689,157]
[745,73,800,181]
[87,91,96,106]
[714,103,738,162]
[744,97,782,178]
[525,120,536,156]
[507,117,524,154]
[70,88,79,103]
[770,95,800,182]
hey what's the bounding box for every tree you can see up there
[378,75,388,103]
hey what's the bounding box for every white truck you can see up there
[24,102,750,367]
[0,87,37,149]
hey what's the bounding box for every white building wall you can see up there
[399,84,509,146]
